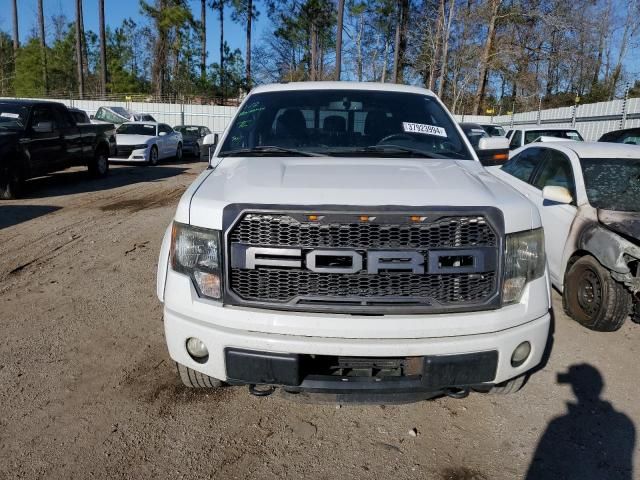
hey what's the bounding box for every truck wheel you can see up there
[88,149,109,178]
[563,255,632,331]
[488,374,527,395]
[193,144,200,159]
[176,363,223,388]
[149,146,159,166]
[175,143,183,161]
[632,301,640,324]
[0,165,22,199]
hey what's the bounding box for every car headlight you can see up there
[134,144,149,150]
[170,222,222,300]
[503,228,545,304]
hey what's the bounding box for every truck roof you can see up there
[0,99,66,107]
[251,81,437,97]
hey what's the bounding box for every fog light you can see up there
[186,337,209,363]
[511,341,531,367]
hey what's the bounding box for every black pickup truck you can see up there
[0,100,117,199]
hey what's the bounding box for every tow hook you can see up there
[444,388,470,399]
[248,384,276,397]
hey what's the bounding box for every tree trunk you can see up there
[38,0,48,94]
[428,0,444,91]
[246,0,252,88]
[75,0,84,98]
[200,0,206,81]
[335,0,345,80]
[310,21,317,81]
[392,0,408,83]
[152,0,167,98]
[219,2,224,102]
[472,0,501,115]
[381,38,389,83]
[356,12,364,82]
[11,0,19,56]
[79,0,89,83]
[99,0,107,96]
[437,0,455,98]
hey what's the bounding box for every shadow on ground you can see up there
[526,363,635,479]
[0,205,62,230]
[19,163,195,200]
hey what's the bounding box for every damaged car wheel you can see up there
[564,255,632,331]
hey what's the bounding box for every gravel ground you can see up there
[0,160,638,480]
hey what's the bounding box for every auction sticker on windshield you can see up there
[0,112,20,119]
[402,122,447,137]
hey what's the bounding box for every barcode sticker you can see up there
[0,112,20,119]
[402,122,447,137]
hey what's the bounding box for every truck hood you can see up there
[182,157,537,232]
[115,134,155,145]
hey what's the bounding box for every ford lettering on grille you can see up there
[225,210,503,313]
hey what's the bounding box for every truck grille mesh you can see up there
[229,214,497,248]
[227,212,499,311]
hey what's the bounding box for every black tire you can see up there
[488,374,527,395]
[193,144,200,159]
[0,164,22,199]
[176,363,223,388]
[632,301,640,324]
[175,143,183,161]
[149,146,159,166]
[88,148,109,178]
[563,255,632,331]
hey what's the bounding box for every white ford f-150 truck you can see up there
[157,82,551,402]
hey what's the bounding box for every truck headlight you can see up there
[170,222,222,299]
[503,228,545,304]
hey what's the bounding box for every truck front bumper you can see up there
[164,306,551,393]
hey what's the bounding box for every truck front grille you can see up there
[225,209,502,313]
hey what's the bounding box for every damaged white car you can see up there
[492,142,640,331]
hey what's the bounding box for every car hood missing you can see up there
[598,209,640,243]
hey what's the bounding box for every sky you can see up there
[0,0,270,63]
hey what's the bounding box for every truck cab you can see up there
[157,82,551,402]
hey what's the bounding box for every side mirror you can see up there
[203,133,218,146]
[543,186,573,205]
[478,137,509,151]
[158,131,167,136]
[33,121,53,133]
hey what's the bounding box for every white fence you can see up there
[1,97,238,135]
[455,97,640,141]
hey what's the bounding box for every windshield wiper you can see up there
[220,146,322,157]
[326,145,442,158]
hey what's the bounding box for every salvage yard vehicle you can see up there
[460,122,509,166]
[479,123,506,137]
[599,127,640,146]
[110,122,183,165]
[91,106,156,125]
[491,142,640,331]
[174,125,212,158]
[506,127,584,150]
[0,99,116,199]
[157,82,551,402]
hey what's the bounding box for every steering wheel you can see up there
[377,133,414,145]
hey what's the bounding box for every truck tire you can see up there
[176,363,223,388]
[488,374,526,395]
[149,146,159,166]
[175,143,183,161]
[632,301,640,324]
[563,255,632,331]
[88,148,109,178]
[0,164,22,199]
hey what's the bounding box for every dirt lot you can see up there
[0,160,638,480]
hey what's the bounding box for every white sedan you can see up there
[110,122,183,165]
[490,142,640,331]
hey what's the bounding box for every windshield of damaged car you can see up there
[117,123,157,136]
[0,104,29,130]
[581,158,640,212]
[218,90,473,159]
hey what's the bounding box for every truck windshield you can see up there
[117,123,157,136]
[580,158,640,212]
[219,89,473,159]
[0,103,29,130]
[524,130,583,144]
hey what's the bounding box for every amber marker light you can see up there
[410,216,426,222]
[307,215,319,221]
